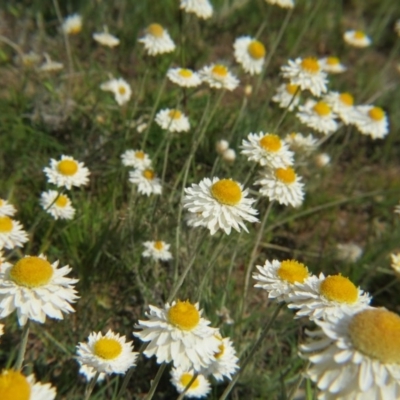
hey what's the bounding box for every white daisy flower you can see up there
[233,36,266,75]
[134,300,220,371]
[265,0,294,8]
[0,250,12,272]
[353,105,389,140]
[20,51,41,68]
[288,273,371,321]
[0,199,16,217]
[128,169,162,196]
[0,217,29,250]
[180,0,213,19]
[284,132,317,155]
[38,54,63,72]
[343,30,372,48]
[78,364,106,383]
[271,83,301,111]
[43,155,90,190]
[0,255,79,326]
[0,370,56,400]
[255,166,305,208]
[199,64,239,91]
[216,140,230,155]
[281,57,328,97]
[167,67,202,88]
[62,14,82,35]
[241,132,294,168]
[100,78,132,106]
[336,243,363,263]
[222,149,236,163]
[93,31,120,47]
[319,56,347,74]
[296,100,339,135]
[314,153,331,168]
[40,190,75,220]
[142,241,173,261]
[253,259,311,302]
[121,149,152,170]
[300,308,400,399]
[323,91,358,125]
[170,368,211,398]
[183,177,259,235]
[155,108,190,132]
[76,330,138,375]
[138,23,176,56]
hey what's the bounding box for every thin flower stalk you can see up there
[14,320,30,370]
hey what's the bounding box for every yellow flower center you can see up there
[212,65,228,78]
[354,30,366,40]
[277,260,309,284]
[286,84,299,95]
[210,179,242,206]
[135,151,145,160]
[259,134,282,152]
[214,342,225,359]
[147,23,164,38]
[339,92,354,106]
[0,370,31,400]
[168,109,182,120]
[313,101,331,116]
[326,56,340,66]
[154,241,164,250]
[368,107,384,121]
[57,159,78,176]
[0,217,13,233]
[9,257,54,288]
[247,40,266,60]
[180,373,200,390]
[348,309,400,364]
[118,85,126,95]
[319,275,358,303]
[167,300,200,331]
[301,57,320,73]
[143,169,155,180]
[179,68,193,78]
[275,167,296,184]
[68,25,82,35]
[93,338,123,360]
[0,199,3,206]
[55,195,68,208]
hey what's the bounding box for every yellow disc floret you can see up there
[339,93,354,106]
[143,169,155,180]
[154,241,164,250]
[348,309,400,364]
[147,23,164,38]
[135,151,145,160]
[368,107,385,121]
[93,338,123,360]
[214,342,225,359]
[118,85,126,95]
[55,195,68,208]
[259,134,282,152]
[248,40,266,60]
[212,65,228,78]
[313,101,331,116]
[167,300,200,331]
[277,260,309,284]
[354,31,366,40]
[319,275,358,304]
[326,57,340,66]
[57,159,78,176]
[301,57,320,73]
[179,69,193,78]
[180,373,200,389]
[0,217,13,233]
[10,257,54,288]
[275,167,296,184]
[168,109,182,120]
[0,370,31,400]
[0,199,3,206]
[286,84,299,95]
[210,179,242,206]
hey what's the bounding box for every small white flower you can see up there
[323,91,358,125]
[336,243,363,263]
[265,0,294,8]
[129,169,162,196]
[0,199,16,217]
[314,152,331,168]
[155,108,190,132]
[167,67,202,87]
[170,368,211,398]
[100,78,132,106]
[233,36,266,75]
[391,253,400,274]
[222,149,236,163]
[199,64,239,91]
[271,83,301,110]
[180,0,213,19]
[20,51,41,68]
[38,53,63,72]
[44,155,90,189]
[62,14,82,35]
[284,132,317,155]
[0,217,29,250]
[343,30,372,48]
[216,140,230,155]
[78,364,106,383]
[353,105,389,140]
[40,190,75,220]
[142,241,173,261]
[93,31,120,47]
[138,23,176,56]
[319,56,347,74]
[121,149,152,170]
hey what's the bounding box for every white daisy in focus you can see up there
[44,155,90,190]
[0,217,29,250]
[288,273,371,320]
[180,0,213,20]
[281,57,328,97]
[265,0,294,8]
[343,30,372,48]
[390,253,400,274]
[271,83,301,110]
[142,241,173,261]
[353,105,389,140]
[78,364,106,383]
[134,300,220,371]
[167,67,202,88]
[155,108,190,133]
[300,308,400,399]
[183,178,259,235]
[241,132,294,168]
[40,190,75,220]
[255,166,304,207]
[100,78,132,106]
[314,152,331,168]
[323,91,358,125]
[253,259,311,302]
[336,243,363,263]
[0,370,56,400]
[138,23,176,56]
[296,99,338,135]
[76,330,138,375]
[216,140,229,155]
[0,199,16,217]
[199,64,239,91]
[129,169,162,196]
[62,14,82,35]
[0,255,79,326]
[93,30,120,47]
[38,53,63,72]
[284,132,317,155]
[233,36,266,75]
[170,368,211,398]
[121,149,151,170]
[319,56,347,74]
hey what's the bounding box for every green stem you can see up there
[84,371,100,400]
[144,363,167,400]
[161,133,173,186]
[14,320,30,370]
